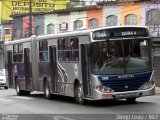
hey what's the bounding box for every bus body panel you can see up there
[92,85,155,100]
[4,26,155,102]
[91,72,155,100]
[5,41,34,92]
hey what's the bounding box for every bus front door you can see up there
[81,44,92,98]
[24,48,32,90]
[49,46,58,93]
[7,51,13,88]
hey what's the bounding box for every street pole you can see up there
[29,0,32,36]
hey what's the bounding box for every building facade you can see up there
[9,1,160,39]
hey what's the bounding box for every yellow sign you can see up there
[0,0,68,20]
[5,35,12,41]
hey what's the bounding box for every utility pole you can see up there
[29,0,32,36]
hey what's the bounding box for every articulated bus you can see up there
[4,26,155,104]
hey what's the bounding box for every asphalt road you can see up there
[0,88,160,120]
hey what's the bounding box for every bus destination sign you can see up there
[121,31,137,36]
[92,27,149,40]
[92,29,110,40]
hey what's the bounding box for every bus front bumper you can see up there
[92,85,155,100]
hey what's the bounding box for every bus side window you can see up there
[64,51,70,62]
[58,38,64,62]
[63,38,71,62]
[58,51,63,61]
[58,37,79,63]
[72,51,79,61]
[71,38,79,62]
[39,40,48,62]
[13,44,23,63]
[71,38,78,49]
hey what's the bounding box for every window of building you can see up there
[73,20,83,30]
[59,22,68,32]
[35,26,41,36]
[146,9,160,26]
[58,37,79,62]
[25,27,30,38]
[5,28,11,35]
[14,29,21,38]
[39,40,48,62]
[106,15,117,26]
[125,14,137,25]
[13,44,23,63]
[89,18,99,28]
[47,24,54,34]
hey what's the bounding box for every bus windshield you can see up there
[91,39,152,75]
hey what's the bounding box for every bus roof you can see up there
[4,37,32,46]
[90,25,148,31]
[4,26,149,45]
[36,29,91,41]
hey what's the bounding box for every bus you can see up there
[4,26,155,104]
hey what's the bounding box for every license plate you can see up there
[115,92,139,99]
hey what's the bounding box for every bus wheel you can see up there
[126,98,137,103]
[44,81,52,100]
[4,86,8,89]
[75,84,85,105]
[15,81,23,96]
[24,91,31,96]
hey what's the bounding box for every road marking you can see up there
[0,98,13,102]
[13,96,34,100]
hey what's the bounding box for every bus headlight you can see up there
[139,81,154,90]
[95,85,114,92]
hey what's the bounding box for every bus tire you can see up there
[4,86,8,89]
[24,91,31,96]
[15,81,24,96]
[126,98,136,103]
[44,80,52,100]
[75,84,85,105]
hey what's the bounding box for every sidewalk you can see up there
[155,87,160,94]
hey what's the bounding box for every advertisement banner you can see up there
[0,0,67,20]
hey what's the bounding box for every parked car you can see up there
[0,69,8,89]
